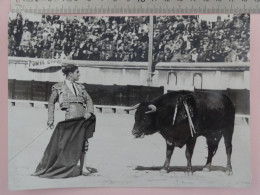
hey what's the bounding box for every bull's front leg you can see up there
[185,138,197,175]
[161,140,175,173]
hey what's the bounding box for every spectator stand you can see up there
[152,14,250,64]
[8,13,149,62]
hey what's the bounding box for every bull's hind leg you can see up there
[223,127,234,175]
[203,132,222,172]
[185,138,197,174]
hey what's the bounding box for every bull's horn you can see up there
[145,104,157,114]
[125,103,140,111]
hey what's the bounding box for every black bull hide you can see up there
[128,90,235,175]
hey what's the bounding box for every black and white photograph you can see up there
[8,12,250,189]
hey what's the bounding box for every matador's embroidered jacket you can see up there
[48,81,94,122]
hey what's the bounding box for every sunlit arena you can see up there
[8,13,250,189]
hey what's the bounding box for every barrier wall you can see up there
[154,62,250,92]
[195,89,249,115]
[8,57,250,91]
[8,80,164,107]
[8,57,250,114]
[8,57,149,86]
[8,80,249,115]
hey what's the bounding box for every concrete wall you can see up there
[153,62,250,92]
[8,57,149,86]
[8,57,249,91]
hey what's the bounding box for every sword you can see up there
[8,124,55,163]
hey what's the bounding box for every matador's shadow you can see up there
[134,165,228,173]
[86,167,98,173]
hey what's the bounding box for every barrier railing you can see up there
[8,57,149,69]
[8,99,249,125]
[155,62,250,71]
[8,57,249,70]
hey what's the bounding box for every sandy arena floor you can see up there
[8,106,251,190]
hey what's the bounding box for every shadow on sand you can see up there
[86,167,98,173]
[79,166,98,176]
[134,165,228,173]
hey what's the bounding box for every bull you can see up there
[126,90,235,175]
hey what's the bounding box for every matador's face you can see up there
[70,69,80,82]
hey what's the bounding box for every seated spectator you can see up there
[20,26,31,49]
[156,51,165,62]
[171,49,183,62]
[164,48,173,61]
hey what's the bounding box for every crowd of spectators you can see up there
[8,13,149,62]
[153,14,250,63]
[8,13,250,63]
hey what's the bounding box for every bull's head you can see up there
[126,102,157,138]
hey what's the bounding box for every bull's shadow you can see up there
[134,165,228,173]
